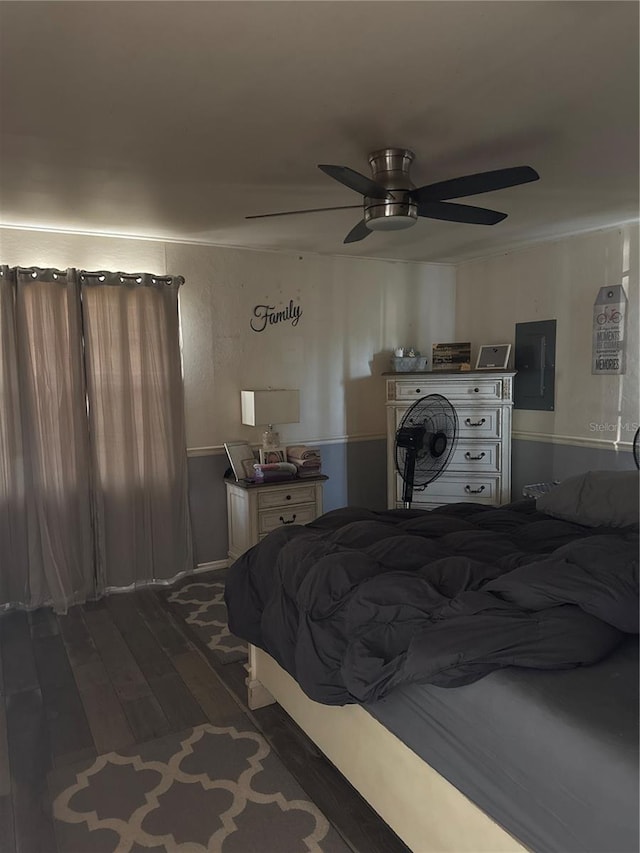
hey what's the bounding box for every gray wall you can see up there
[187,454,230,566]
[187,438,388,565]
[188,437,635,564]
[511,439,635,498]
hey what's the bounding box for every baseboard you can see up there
[194,559,229,573]
[104,559,229,596]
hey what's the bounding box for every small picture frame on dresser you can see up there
[475,344,511,370]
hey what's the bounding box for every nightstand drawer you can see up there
[257,484,317,510]
[259,504,317,534]
[226,475,327,564]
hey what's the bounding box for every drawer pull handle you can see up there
[415,388,421,394]
[474,387,480,393]
[279,514,297,525]
[465,485,486,494]
[465,418,486,427]
[465,451,486,460]
[286,495,292,500]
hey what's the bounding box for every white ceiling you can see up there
[1,1,638,264]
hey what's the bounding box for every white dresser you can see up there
[225,476,327,563]
[385,371,515,510]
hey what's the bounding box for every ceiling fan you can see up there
[247,148,539,244]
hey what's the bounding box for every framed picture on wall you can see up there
[475,344,512,370]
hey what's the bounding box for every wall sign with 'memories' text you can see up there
[592,284,627,375]
[250,299,302,332]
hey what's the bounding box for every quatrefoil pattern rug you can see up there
[164,569,247,664]
[49,719,350,853]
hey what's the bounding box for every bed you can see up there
[225,472,639,853]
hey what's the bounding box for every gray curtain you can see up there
[0,266,193,613]
[81,271,193,589]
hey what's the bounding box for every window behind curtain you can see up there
[0,266,192,612]
[81,274,192,589]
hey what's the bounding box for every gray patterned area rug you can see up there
[163,569,247,665]
[48,717,351,853]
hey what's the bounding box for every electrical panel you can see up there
[514,320,556,411]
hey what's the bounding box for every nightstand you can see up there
[225,475,328,564]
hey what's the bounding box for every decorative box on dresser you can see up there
[225,475,328,563]
[385,371,516,509]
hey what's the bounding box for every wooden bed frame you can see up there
[248,644,527,853]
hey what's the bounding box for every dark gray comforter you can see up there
[225,500,639,705]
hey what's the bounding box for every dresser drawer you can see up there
[258,504,317,534]
[394,406,501,439]
[391,377,503,403]
[457,408,502,439]
[397,473,501,505]
[448,441,501,472]
[257,484,317,510]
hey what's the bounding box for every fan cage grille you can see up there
[395,394,458,488]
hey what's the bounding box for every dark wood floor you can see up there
[0,586,409,853]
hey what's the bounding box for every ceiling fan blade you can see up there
[417,201,507,225]
[246,204,362,220]
[412,166,539,202]
[318,164,392,200]
[343,219,372,244]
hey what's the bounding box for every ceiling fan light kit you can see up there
[365,209,417,232]
[248,148,539,245]
[364,149,418,232]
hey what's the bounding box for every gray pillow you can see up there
[537,470,639,528]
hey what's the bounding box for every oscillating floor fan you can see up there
[395,394,458,508]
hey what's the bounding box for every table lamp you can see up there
[241,389,300,451]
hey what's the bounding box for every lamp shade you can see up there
[241,390,300,426]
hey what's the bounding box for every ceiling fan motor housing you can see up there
[365,148,418,231]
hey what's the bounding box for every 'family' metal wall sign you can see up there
[250,299,302,332]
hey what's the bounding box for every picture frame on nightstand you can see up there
[224,441,255,481]
[259,449,285,464]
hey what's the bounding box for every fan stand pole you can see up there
[402,452,417,509]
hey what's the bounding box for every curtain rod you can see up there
[3,267,184,285]
[80,271,184,285]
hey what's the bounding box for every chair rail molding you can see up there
[512,430,633,450]
[187,432,386,457]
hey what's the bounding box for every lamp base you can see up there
[262,425,280,451]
